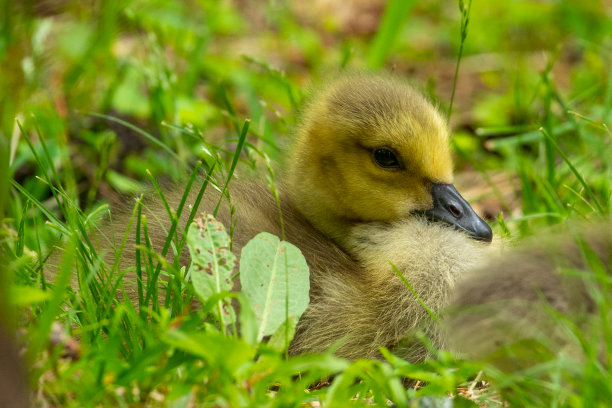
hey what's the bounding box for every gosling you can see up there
[98,73,494,362]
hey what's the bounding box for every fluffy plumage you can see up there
[446,219,612,367]
[92,73,493,361]
[289,75,453,243]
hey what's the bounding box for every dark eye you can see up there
[373,148,400,168]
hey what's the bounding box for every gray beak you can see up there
[421,183,493,243]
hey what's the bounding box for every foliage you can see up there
[1,0,611,406]
[188,213,237,330]
[240,232,310,343]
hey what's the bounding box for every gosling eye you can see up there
[373,148,400,169]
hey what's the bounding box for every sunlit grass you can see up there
[2,0,611,406]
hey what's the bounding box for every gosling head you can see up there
[288,74,492,244]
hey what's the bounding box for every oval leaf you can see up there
[187,213,236,326]
[239,232,310,341]
[163,329,254,374]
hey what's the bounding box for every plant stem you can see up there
[448,0,472,122]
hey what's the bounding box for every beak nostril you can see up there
[448,204,461,218]
[424,183,492,241]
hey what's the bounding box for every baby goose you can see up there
[446,218,612,367]
[284,74,492,360]
[105,73,493,361]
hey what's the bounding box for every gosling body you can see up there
[90,74,493,361]
[446,219,612,365]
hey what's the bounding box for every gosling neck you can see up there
[285,185,356,250]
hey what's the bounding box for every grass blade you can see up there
[214,119,250,216]
[540,127,604,214]
[366,0,415,69]
[391,262,439,323]
[85,112,184,165]
[448,0,473,121]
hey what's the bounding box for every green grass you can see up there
[2,0,612,406]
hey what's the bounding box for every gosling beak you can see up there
[421,183,493,243]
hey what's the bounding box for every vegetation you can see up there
[1,0,611,406]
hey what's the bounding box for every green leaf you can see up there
[105,170,144,194]
[267,316,297,352]
[10,285,51,306]
[163,329,254,374]
[366,0,415,69]
[238,294,259,346]
[239,232,310,342]
[187,213,236,328]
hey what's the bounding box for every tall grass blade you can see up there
[366,0,415,69]
[448,0,472,121]
[391,262,439,323]
[540,127,604,214]
[214,119,250,216]
[85,112,183,164]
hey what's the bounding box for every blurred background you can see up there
[2,0,611,241]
